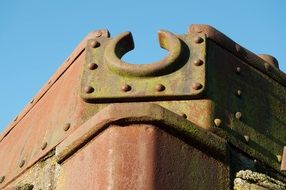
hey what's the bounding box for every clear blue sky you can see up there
[0,0,285,132]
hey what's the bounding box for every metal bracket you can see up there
[80,30,206,102]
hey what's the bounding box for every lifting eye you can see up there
[104,30,185,77]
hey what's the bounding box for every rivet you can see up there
[236,90,242,97]
[88,63,98,70]
[13,116,18,122]
[193,59,203,66]
[180,113,187,119]
[214,118,222,127]
[236,67,241,74]
[48,80,52,84]
[90,40,99,48]
[84,86,94,94]
[244,135,250,143]
[30,99,34,104]
[192,82,203,90]
[121,84,131,92]
[194,36,204,44]
[19,160,25,168]
[155,84,165,92]
[64,123,71,131]
[277,155,282,163]
[41,142,48,150]
[264,62,271,72]
[0,176,5,183]
[95,31,102,37]
[235,112,242,120]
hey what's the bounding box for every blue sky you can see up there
[0,0,285,131]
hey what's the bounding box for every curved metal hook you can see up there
[104,30,183,77]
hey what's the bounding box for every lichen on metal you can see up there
[80,29,206,102]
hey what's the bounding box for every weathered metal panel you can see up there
[0,24,285,189]
[58,124,229,190]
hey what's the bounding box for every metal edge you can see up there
[0,29,109,142]
[189,24,286,87]
[55,102,227,164]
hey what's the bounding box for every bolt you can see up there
[121,84,131,92]
[155,84,165,92]
[84,86,94,94]
[180,113,187,119]
[214,118,222,127]
[194,36,204,44]
[244,135,250,143]
[236,67,241,74]
[41,142,48,150]
[0,176,5,183]
[277,155,282,163]
[95,31,102,37]
[235,112,242,120]
[19,160,25,168]
[88,63,98,70]
[236,90,242,97]
[193,59,203,66]
[192,82,203,90]
[90,40,99,48]
[64,123,71,131]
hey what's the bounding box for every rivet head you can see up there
[19,160,25,168]
[121,84,131,92]
[192,82,203,90]
[236,67,241,74]
[180,113,187,119]
[0,176,5,183]
[277,155,282,163]
[14,116,18,122]
[235,112,242,120]
[214,118,222,127]
[244,135,250,143]
[194,36,204,44]
[264,62,271,72]
[193,59,204,66]
[155,84,165,92]
[88,63,98,70]
[95,31,102,37]
[90,40,99,48]
[236,90,242,97]
[41,142,48,150]
[84,86,94,94]
[64,123,71,131]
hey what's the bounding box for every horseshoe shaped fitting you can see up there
[104,30,184,77]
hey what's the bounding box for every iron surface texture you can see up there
[56,103,227,164]
[189,24,286,87]
[0,30,109,189]
[57,124,229,190]
[205,39,286,173]
[80,30,206,102]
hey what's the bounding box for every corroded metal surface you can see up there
[80,29,206,102]
[57,125,229,190]
[0,24,286,189]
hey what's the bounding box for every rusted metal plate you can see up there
[189,24,286,87]
[0,30,110,189]
[56,103,229,189]
[58,125,229,190]
[80,30,206,102]
[205,36,286,172]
